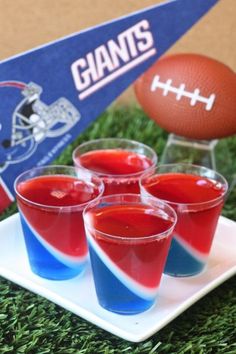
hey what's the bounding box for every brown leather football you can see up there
[134,53,236,140]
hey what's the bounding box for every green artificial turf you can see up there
[0,106,235,353]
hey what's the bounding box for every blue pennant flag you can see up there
[0,0,219,212]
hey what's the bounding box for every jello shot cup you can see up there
[83,193,177,314]
[14,165,104,280]
[73,138,157,195]
[140,163,228,277]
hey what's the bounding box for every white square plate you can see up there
[0,213,235,342]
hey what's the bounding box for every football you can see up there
[134,53,236,140]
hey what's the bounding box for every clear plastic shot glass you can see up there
[73,138,157,195]
[140,163,228,277]
[83,193,177,314]
[14,165,104,280]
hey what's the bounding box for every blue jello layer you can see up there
[89,245,155,314]
[20,214,84,280]
[164,236,205,277]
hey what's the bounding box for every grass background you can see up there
[0,106,235,353]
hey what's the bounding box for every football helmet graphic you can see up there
[0,81,80,172]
